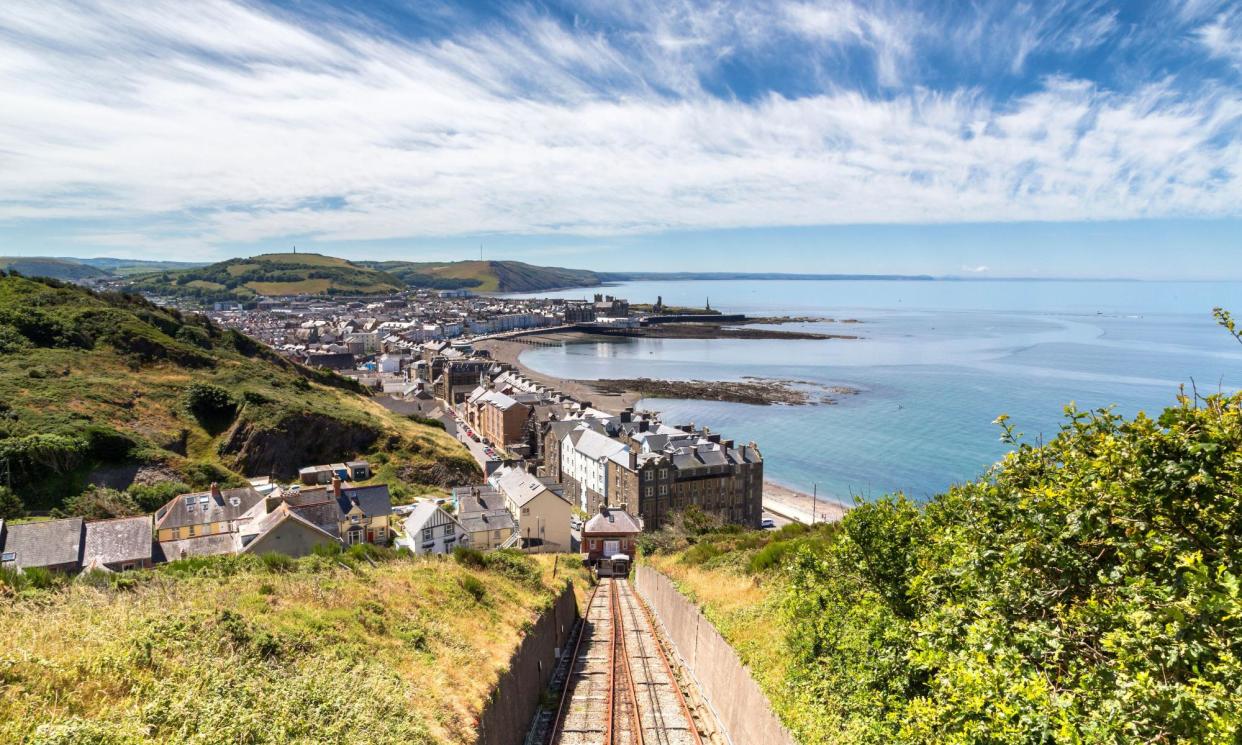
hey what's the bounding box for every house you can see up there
[490,466,572,553]
[258,478,394,546]
[82,515,154,571]
[399,502,467,555]
[453,485,517,550]
[299,461,371,486]
[0,515,155,573]
[582,504,642,563]
[154,483,263,544]
[237,502,339,558]
[0,517,85,572]
[560,427,628,512]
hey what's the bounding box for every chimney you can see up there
[331,475,342,498]
[628,450,637,470]
[210,482,221,499]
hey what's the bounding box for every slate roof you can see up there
[155,532,238,562]
[573,428,628,461]
[155,486,264,531]
[82,515,153,566]
[0,517,84,569]
[455,486,517,534]
[239,503,337,551]
[584,507,642,535]
[492,467,558,508]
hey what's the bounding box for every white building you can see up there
[399,502,467,555]
[561,427,628,510]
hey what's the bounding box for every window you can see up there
[659,468,668,479]
[643,471,653,482]
[645,486,654,498]
[171,528,181,540]
[522,507,530,516]
[659,485,668,496]
[187,524,197,537]
[442,524,454,537]
[346,527,363,545]
[422,527,434,542]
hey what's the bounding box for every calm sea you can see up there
[509,280,1242,502]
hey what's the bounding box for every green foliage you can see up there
[184,383,236,426]
[782,393,1242,744]
[258,552,296,573]
[408,414,446,430]
[459,574,488,603]
[0,486,25,520]
[452,545,486,569]
[59,486,141,520]
[126,481,191,513]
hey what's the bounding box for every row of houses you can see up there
[456,364,765,530]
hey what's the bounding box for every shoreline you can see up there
[475,333,854,524]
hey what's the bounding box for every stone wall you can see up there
[474,581,579,745]
[633,565,797,745]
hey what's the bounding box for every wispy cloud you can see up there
[0,0,1238,255]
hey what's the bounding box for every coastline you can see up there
[475,333,853,524]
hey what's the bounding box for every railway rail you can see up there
[550,578,702,745]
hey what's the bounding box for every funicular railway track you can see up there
[550,578,702,745]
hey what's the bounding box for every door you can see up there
[604,539,620,557]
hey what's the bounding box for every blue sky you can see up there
[0,0,1240,278]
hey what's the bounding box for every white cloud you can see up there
[0,0,1238,254]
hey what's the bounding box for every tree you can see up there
[0,486,25,520]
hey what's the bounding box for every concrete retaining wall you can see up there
[474,582,579,745]
[634,566,797,745]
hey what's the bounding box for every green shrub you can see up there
[184,383,236,427]
[408,414,446,430]
[681,541,722,566]
[452,545,486,569]
[127,481,191,513]
[258,552,296,573]
[748,540,793,573]
[459,574,487,603]
[0,486,25,519]
[60,487,141,520]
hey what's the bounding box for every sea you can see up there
[504,280,1242,503]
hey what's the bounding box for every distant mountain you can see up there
[598,271,937,281]
[0,257,110,282]
[73,257,206,276]
[361,260,603,293]
[125,253,406,301]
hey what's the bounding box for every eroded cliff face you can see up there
[395,458,479,488]
[219,412,382,478]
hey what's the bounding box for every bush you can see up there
[258,552,296,573]
[408,415,446,430]
[452,545,486,569]
[60,486,141,520]
[458,574,487,603]
[184,383,236,428]
[748,540,793,573]
[127,481,192,513]
[0,486,25,520]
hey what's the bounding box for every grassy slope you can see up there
[126,253,404,300]
[0,275,475,509]
[0,551,584,744]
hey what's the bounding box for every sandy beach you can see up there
[476,333,852,524]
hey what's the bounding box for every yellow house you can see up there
[154,483,263,543]
[489,467,572,552]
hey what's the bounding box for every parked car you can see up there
[760,517,776,529]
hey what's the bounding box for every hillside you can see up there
[364,259,602,293]
[0,548,582,744]
[0,272,477,511]
[126,253,405,301]
[0,257,109,282]
[644,388,1242,744]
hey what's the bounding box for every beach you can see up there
[475,333,852,524]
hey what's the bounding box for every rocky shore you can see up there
[596,323,854,340]
[588,377,859,406]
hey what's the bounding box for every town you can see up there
[0,289,767,576]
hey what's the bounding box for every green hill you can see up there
[126,253,406,302]
[0,272,477,511]
[0,257,109,282]
[363,259,602,293]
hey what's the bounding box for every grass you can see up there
[643,522,839,739]
[0,549,582,744]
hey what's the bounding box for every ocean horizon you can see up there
[508,279,1242,502]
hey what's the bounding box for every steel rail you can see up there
[547,581,602,745]
[612,578,645,745]
[624,580,704,745]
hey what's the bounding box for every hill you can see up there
[0,272,477,511]
[126,253,406,301]
[363,260,602,293]
[75,257,206,276]
[644,387,1242,744]
[0,257,110,282]
[0,548,582,744]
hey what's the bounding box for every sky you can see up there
[0,0,1240,278]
